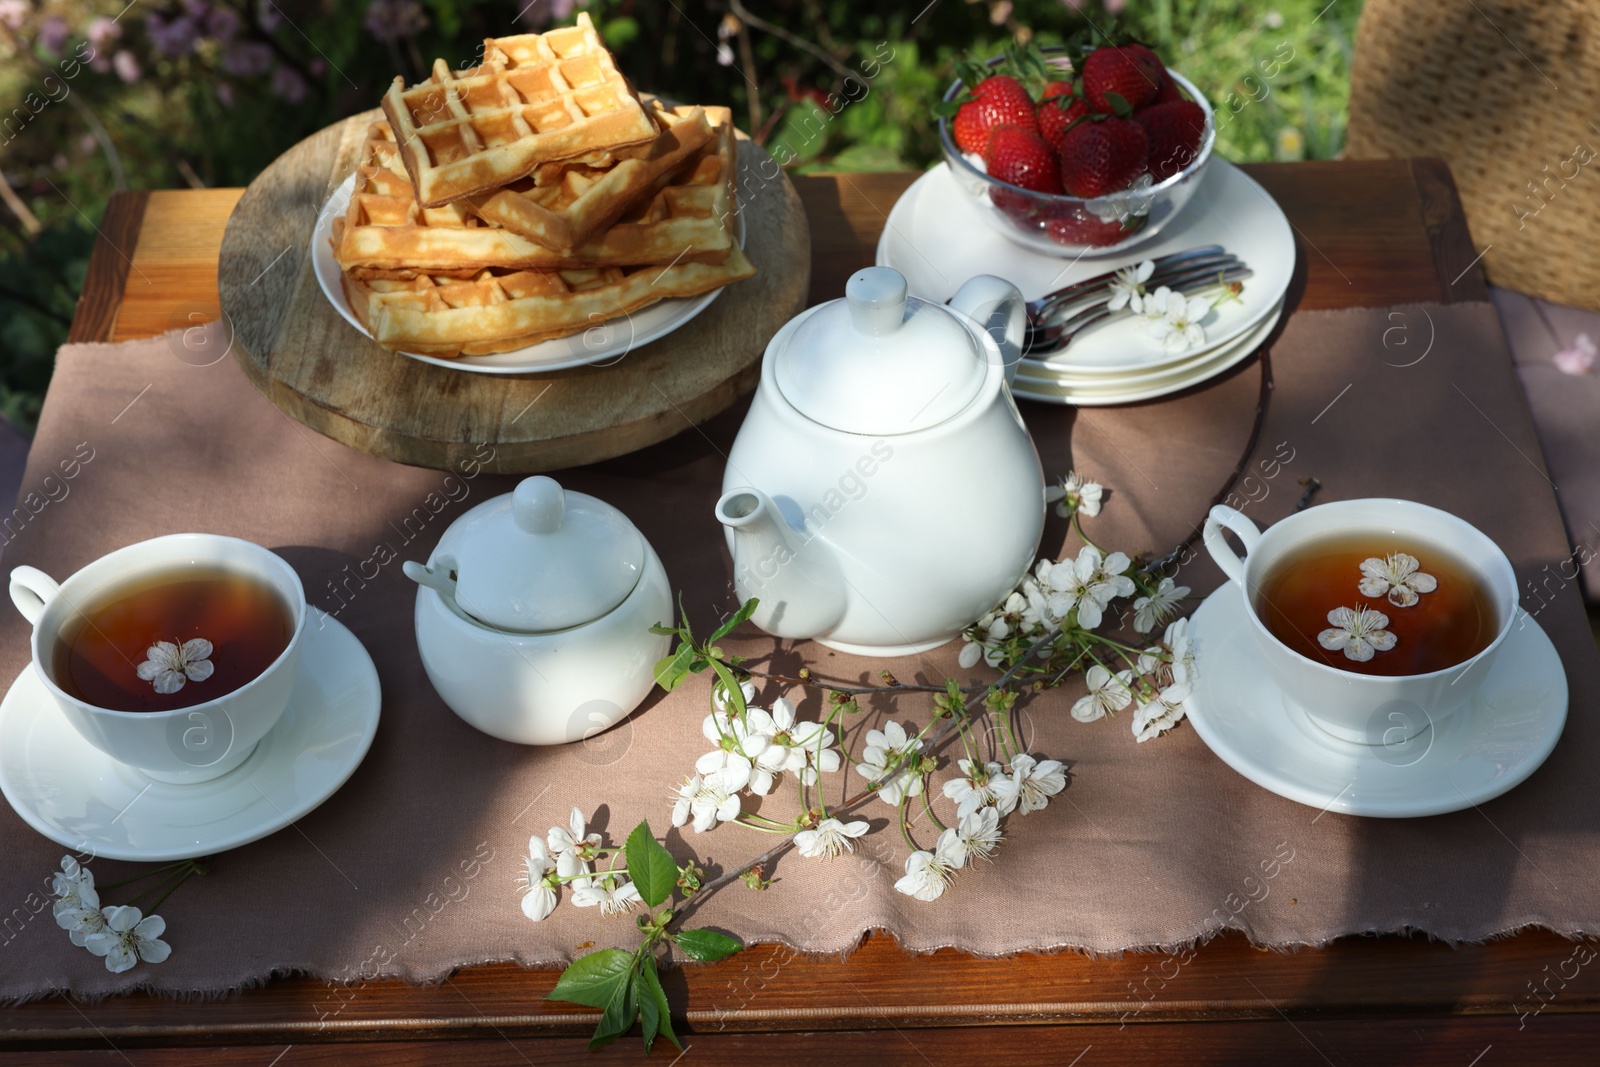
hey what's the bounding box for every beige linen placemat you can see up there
[1,303,1596,1001]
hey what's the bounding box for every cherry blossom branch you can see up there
[671,628,1060,922]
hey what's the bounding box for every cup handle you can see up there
[9,566,59,626]
[1202,505,1262,588]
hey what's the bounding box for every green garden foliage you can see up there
[0,0,1359,430]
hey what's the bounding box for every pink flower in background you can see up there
[255,0,280,32]
[87,16,121,52]
[309,58,324,76]
[1057,0,1085,10]
[1554,334,1597,376]
[145,12,200,57]
[204,6,238,42]
[221,40,272,77]
[270,64,307,102]
[365,0,430,40]
[517,0,582,29]
[37,14,67,53]
[112,49,141,83]
[989,0,1013,24]
[214,81,235,107]
[0,1,29,31]
[1103,0,1127,11]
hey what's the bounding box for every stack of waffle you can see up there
[330,14,755,358]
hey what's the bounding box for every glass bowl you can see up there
[937,67,1216,258]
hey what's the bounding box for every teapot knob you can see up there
[845,267,908,337]
[513,476,565,535]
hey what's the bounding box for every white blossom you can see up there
[1044,471,1104,519]
[1145,288,1210,352]
[571,872,642,916]
[547,807,602,889]
[1106,259,1154,312]
[1046,546,1134,630]
[669,771,742,833]
[955,807,1003,864]
[1132,682,1191,743]
[793,817,869,859]
[893,829,965,901]
[1358,553,1437,608]
[1164,618,1196,683]
[51,856,97,924]
[83,906,170,973]
[1317,605,1397,662]
[855,721,925,807]
[135,638,214,694]
[696,709,772,793]
[519,836,559,922]
[1009,754,1067,813]
[942,758,1017,819]
[1132,577,1189,634]
[1071,664,1133,722]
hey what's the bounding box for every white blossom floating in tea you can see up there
[1357,552,1438,608]
[135,638,215,695]
[1317,605,1398,662]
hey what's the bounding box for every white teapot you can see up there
[404,476,671,745]
[716,266,1045,656]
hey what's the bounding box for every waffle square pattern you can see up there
[381,13,658,208]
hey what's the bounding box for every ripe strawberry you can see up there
[1045,209,1137,248]
[952,75,1038,155]
[1147,74,1185,107]
[984,124,1061,194]
[1121,43,1167,85]
[1058,116,1149,197]
[1136,100,1206,180]
[1037,88,1092,153]
[1081,46,1160,113]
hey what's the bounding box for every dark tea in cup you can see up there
[52,565,294,713]
[1253,532,1495,677]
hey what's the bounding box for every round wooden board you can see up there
[217,109,810,473]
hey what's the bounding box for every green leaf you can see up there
[676,927,744,963]
[1104,91,1133,118]
[653,644,695,690]
[708,658,748,719]
[931,99,962,119]
[624,821,678,909]
[589,965,639,1051]
[639,954,681,1051]
[548,948,634,1010]
[709,598,760,644]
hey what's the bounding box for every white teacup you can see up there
[1203,499,1518,746]
[9,534,308,784]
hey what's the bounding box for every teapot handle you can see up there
[948,275,1025,385]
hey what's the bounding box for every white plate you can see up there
[876,159,1294,376]
[0,615,381,862]
[1184,584,1567,819]
[311,172,745,375]
[1011,298,1282,406]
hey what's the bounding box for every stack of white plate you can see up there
[876,159,1295,406]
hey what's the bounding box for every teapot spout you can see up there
[715,488,847,642]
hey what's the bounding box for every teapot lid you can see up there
[774,267,989,435]
[450,477,644,633]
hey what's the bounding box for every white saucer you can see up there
[311,168,746,376]
[876,159,1294,376]
[1184,585,1567,819]
[1011,297,1282,406]
[0,615,381,861]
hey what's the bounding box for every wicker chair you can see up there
[1346,0,1600,309]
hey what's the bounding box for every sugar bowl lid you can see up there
[450,477,645,633]
[773,266,989,435]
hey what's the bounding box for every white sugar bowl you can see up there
[404,476,672,746]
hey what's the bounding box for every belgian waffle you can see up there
[379,13,657,208]
[331,114,738,278]
[466,102,714,255]
[342,247,755,357]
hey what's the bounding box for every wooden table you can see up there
[14,161,1600,1065]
